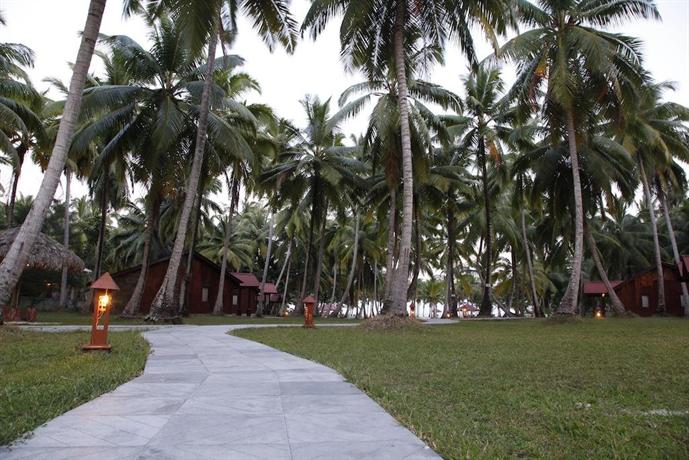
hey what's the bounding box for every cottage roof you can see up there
[583,280,623,295]
[262,282,278,294]
[231,272,260,287]
[0,227,85,273]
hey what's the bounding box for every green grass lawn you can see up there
[31,311,358,326]
[235,318,689,459]
[0,327,149,445]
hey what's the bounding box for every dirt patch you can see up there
[359,314,423,331]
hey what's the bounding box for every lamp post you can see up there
[302,295,316,329]
[82,272,120,351]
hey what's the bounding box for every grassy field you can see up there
[235,318,689,459]
[29,311,357,326]
[0,327,149,445]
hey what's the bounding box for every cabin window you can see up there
[202,287,209,302]
[641,295,649,308]
[232,295,238,306]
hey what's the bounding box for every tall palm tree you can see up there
[304,0,511,315]
[136,0,297,320]
[497,0,659,315]
[0,0,107,311]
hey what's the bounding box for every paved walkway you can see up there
[2,325,440,459]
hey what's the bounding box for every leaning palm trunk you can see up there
[94,177,109,279]
[279,254,292,315]
[6,144,28,227]
[178,186,204,315]
[336,211,360,314]
[638,158,665,312]
[275,238,292,292]
[478,136,493,317]
[329,261,337,303]
[122,196,160,317]
[0,0,107,307]
[148,26,218,321]
[554,110,585,316]
[584,223,626,315]
[658,182,689,313]
[213,177,240,314]
[520,209,540,317]
[256,212,275,317]
[59,168,71,308]
[390,0,413,316]
[445,200,457,317]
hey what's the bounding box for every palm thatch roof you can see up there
[0,227,85,273]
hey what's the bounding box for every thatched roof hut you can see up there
[0,227,85,273]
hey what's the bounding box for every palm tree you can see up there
[261,96,362,313]
[136,0,297,320]
[617,81,689,313]
[497,0,659,315]
[304,0,511,315]
[0,0,107,310]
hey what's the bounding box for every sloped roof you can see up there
[262,283,278,294]
[0,227,84,273]
[583,280,623,295]
[231,272,260,287]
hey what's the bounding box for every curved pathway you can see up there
[2,325,440,459]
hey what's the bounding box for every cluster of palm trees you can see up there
[1,0,688,322]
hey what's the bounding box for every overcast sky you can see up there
[2,0,688,207]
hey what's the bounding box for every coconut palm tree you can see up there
[0,0,107,310]
[261,96,363,313]
[303,0,512,315]
[497,0,659,315]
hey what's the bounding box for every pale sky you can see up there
[1,0,688,208]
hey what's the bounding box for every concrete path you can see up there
[2,325,440,459]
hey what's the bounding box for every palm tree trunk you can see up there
[658,182,689,313]
[638,158,666,312]
[122,194,160,317]
[94,176,109,279]
[280,254,292,315]
[584,223,626,315]
[6,143,27,228]
[329,261,337,303]
[256,212,275,317]
[407,197,421,301]
[382,186,396,313]
[296,203,316,314]
[391,0,413,316]
[148,24,218,321]
[276,238,292,292]
[478,136,493,317]
[520,208,540,317]
[59,168,71,308]
[554,109,585,316]
[214,177,239,314]
[178,183,204,315]
[373,259,378,316]
[312,201,328,311]
[337,211,360,312]
[0,0,106,306]
[445,199,457,317]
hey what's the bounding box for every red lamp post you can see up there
[82,272,120,352]
[302,295,316,329]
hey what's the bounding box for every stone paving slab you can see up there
[2,325,440,459]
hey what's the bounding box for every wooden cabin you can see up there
[111,252,259,315]
[258,282,280,313]
[229,272,260,315]
[584,263,686,316]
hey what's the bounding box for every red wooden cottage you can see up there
[258,282,280,312]
[111,252,259,315]
[584,263,686,316]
